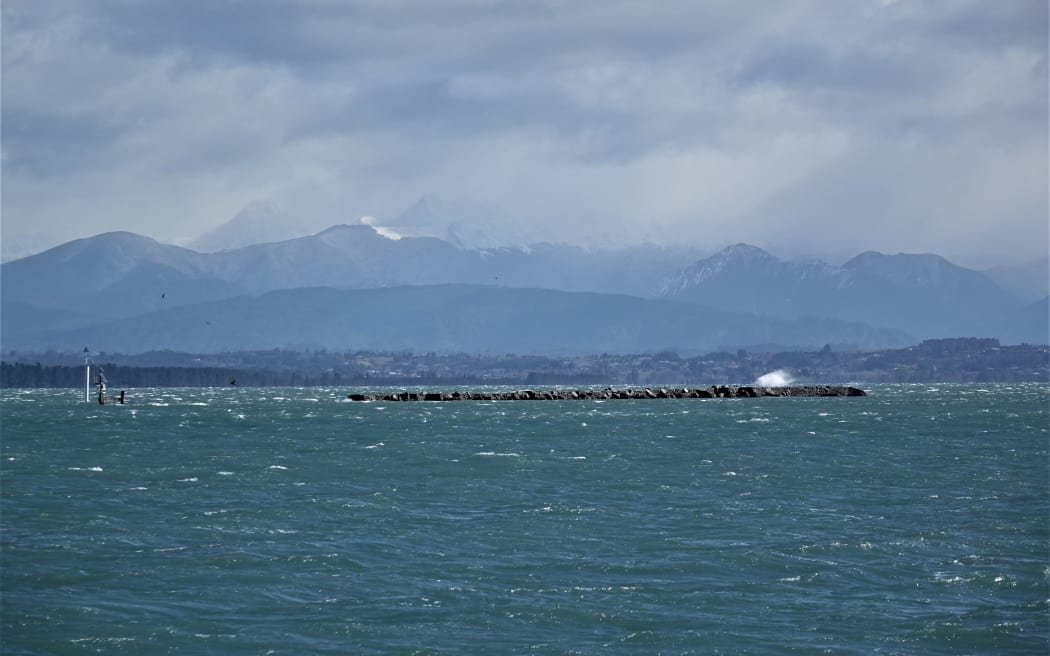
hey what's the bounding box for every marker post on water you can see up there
[84,352,92,402]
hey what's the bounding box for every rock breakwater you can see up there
[346,385,865,402]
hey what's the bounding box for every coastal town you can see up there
[2,338,1046,388]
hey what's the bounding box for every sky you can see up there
[2,0,1047,268]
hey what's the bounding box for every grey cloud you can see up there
[915,0,1049,51]
[1,109,125,176]
[1,0,1046,268]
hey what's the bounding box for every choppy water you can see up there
[2,384,1047,655]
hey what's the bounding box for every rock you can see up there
[346,385,866,401]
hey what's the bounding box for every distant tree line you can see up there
[0,363,520,389]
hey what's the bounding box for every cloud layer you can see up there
[3,0,1047,267]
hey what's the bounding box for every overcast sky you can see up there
[2,0,1047,267]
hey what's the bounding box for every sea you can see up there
[1,384,1047,655]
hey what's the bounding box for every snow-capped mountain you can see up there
[659,244,1037,341]
[380,194,526,249]
[189,201,336,253]
[3,231,1044,354]
[659,243,846,297]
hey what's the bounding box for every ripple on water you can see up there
[0,384,1046,654]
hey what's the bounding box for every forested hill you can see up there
[2,339,1046,388]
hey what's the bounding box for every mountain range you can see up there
[657,244,1037,341]
[2,226,1046,355]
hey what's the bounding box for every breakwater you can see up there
[346,385,866,402]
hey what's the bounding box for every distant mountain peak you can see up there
[375,194,524,249]
[358,217,403,241]
[189,201,337,252]
[843,251,966,287]
[314,223,392,247]
[720,243,775,259]
[845,251,950,267]
[392,194,505,227]
[53,231,165,263]
[984,256,1050,303]
[317,223,375,236]
[659,243,780,293]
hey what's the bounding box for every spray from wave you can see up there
[755,369,795,387]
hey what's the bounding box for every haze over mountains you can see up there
[2,220,1046,356]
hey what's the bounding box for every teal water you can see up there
[2,385,1047,655]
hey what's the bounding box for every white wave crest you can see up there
[755,369,795,386]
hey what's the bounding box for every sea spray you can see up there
[755,369,795,386]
